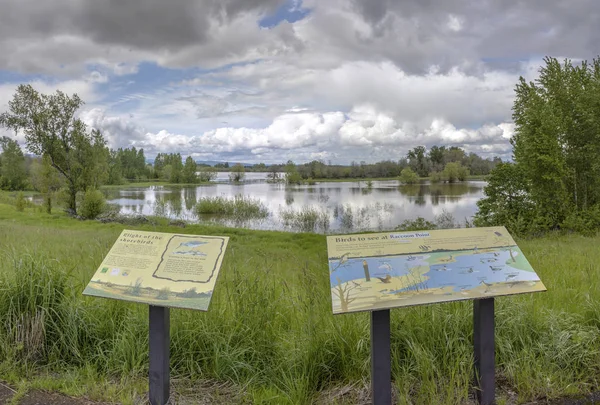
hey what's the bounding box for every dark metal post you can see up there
[149,305,170,405]
[473,298,495,405]
[371,309,392,405]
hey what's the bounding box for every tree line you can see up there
[475,56,600,235]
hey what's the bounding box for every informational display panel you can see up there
[84,230,229,311]
[326,226,546,314]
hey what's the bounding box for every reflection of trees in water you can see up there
[165,189,183,217]
[183,187,197,211]
[397,182,483,206]
[285,192,294,206]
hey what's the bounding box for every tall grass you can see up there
[2,204,600,403]
[195,195,269,220]
[280,206,330,233]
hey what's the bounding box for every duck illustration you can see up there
[490,265,503,271]
[376,274,392,283]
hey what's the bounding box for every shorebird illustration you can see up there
[480,280,493,292]
[490,265,503,271]
[177,240,208,249]
[376,274,392,283]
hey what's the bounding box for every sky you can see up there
[0,0,598,164]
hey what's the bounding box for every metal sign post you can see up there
[149,305,170,405]
[371,309,392,405]
[473,298,495,405]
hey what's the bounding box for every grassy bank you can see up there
[0,200,599,404]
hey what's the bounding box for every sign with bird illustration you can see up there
[84,230,229,311]
[326,226,546,314]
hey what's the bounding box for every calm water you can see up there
[104,174,486,233]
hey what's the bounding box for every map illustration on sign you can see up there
[83,230,229,311]
[326,226,546,314]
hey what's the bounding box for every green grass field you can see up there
[0,196,599,404]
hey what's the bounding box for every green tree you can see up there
[441,162,469,183]
[182,156,198,183]
[0,85,108,213]
[428,145,446,172]
[0,136,28,190]
[407,146,430,177]
[474,162,535,233]
[399,167,419,184]
[30,154,63,213]
[284,160,302,185]
[169,153,183,183]
[510,57,600,229]
[229,163,245,182]
[198,166,217,182]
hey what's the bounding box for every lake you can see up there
[104,175,486,233]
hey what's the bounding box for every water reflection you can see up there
[104,180,486,232]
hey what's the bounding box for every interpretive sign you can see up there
[327,226,546,314]
[84,229,229,311]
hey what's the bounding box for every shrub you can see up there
[441,162,469,183]
[396,217,437,231]
[430,171,442,183]
[399,167,419,184]
[15,191,26,212]
[79,189,106,219]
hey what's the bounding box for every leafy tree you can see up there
[198,166,217,182]
[510,57,600,229]
[474,163,535,233]
[399,167,419,184]
[441,162,469,183]
[0,85,108,213]
[406,146,429,177]
[229,163,245,182]
[30,154,63,213]
[284,160,302,185]
[0,136,28,190]
[428,145,446,172]
[182,156,198,183]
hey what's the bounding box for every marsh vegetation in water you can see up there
[102,179,485,232]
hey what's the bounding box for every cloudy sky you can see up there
[0,0,598,164]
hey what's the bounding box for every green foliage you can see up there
[441,162,469,183]
[229,163,246,182]
[195,195,268,219]
[0,136,28,190]
[79,189,106,219]
[399,167,419,184]
[407,145,429,176]
[14,191,26,212]
[477,57,600,235]
[182,156,198,183]
[279,206,330,232]
[284,160,302,185]
[474,163,535,233]
[430,171,442,183]
[0,85,109,213]
[198,166,217,182]
[395,217,438,231]
[510,57,600,229]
